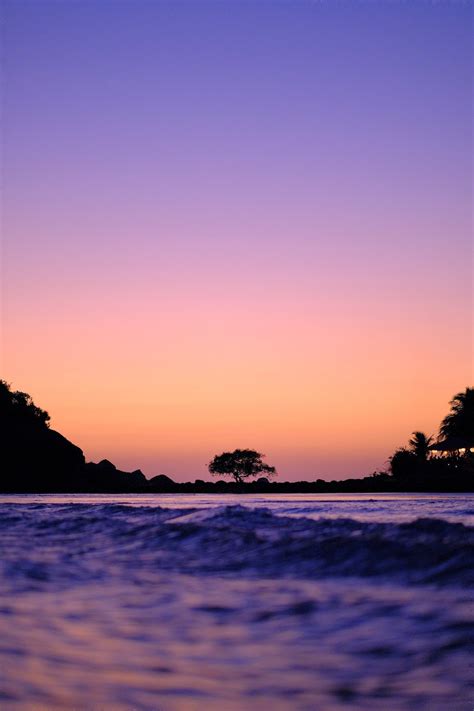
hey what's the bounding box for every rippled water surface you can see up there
[0,493,472,710]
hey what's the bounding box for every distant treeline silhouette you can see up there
[0,380,472,493]
[379,387,474,489]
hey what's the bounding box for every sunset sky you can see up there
[2,0,472,481]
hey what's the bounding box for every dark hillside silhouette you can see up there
[0,381,146,492]
[1,380,85,490]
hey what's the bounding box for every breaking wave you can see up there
[1,504,472,590]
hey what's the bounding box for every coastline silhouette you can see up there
[1,380,472,493]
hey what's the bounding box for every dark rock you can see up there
[96,459,117,471]
[148,474,175,491]
[129,469,147,485]
[82,462,148,492]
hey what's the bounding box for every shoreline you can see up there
[2,481,473,494]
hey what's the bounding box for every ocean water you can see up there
[0,493,472,710]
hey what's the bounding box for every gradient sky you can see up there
[1,0,472,481]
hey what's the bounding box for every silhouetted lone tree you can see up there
[208,449,276,484]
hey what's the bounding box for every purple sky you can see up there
[2,1,472,480]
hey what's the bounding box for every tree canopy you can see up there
[386,387,473,485]
[208,449,276,484]
[439,388,474,444]
[408,431,433,461]
[389,448,418,479]
[0,380,50,428]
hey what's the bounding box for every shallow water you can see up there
[0,493,472,710]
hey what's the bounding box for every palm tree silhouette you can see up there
[440,388,474,444]
[408,431,433,461]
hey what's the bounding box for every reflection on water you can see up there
[0,494,472,710]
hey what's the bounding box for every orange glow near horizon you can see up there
[2,0,472,481]
[3,272,472,480]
